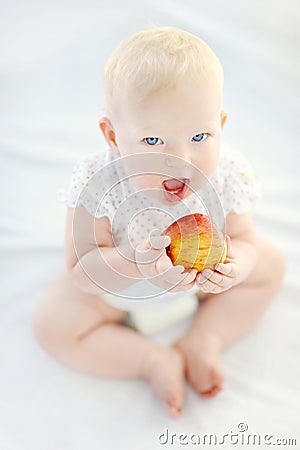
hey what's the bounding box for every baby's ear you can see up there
[98,116,120,155]
[220,110,228,129]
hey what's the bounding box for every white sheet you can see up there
[1,1,299,449]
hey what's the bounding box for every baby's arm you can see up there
[222,212,257,285]
[196,212,257,293]
[65,205,144,295]
[65,205,196,296]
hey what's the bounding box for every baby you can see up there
[33,26,285,418]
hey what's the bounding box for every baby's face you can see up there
[103,77,227,204]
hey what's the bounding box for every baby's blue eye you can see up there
[192,133,208,142]
[143,137,163,145]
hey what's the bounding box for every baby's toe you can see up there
[201,384,223,398]
[166,402,182,418]
[147,347,185,417]
[165,388,183,417]
[200,366,224,398]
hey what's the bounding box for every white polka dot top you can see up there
[57,143,261,250]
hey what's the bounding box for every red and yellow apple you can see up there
[161,213,227,272]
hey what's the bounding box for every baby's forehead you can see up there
[112,77,222,127]
[128,84,220,111]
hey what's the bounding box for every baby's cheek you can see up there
[133,174,159,190]
[195,153,219,180]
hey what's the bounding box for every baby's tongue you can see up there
[163,178,184,191]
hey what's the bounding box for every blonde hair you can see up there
[102,26,224,117]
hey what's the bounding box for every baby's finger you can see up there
[196,278,218,292]
[156,253,173,274]
[190,268,199,279]
[225,234,235,259]
[163,265,186,285]
[201,269,224,285]
[176,268,197,285]
[201,280,230,294]
[135,246,160,266]
[197,272,233,292]
[150,235,171,250]
[168,279,197,293]
[214,263,236,278]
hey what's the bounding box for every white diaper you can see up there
[102,285,200,335]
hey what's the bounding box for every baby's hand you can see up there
[135,235,198,292]
[195,235,239,294]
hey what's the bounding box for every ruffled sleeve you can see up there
[218,146,262,215]
[56,152,115,222]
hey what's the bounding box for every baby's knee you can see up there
[32,296,89,357]
[270,245,285,280]
[263,242,286,289]
[32,300,71,356]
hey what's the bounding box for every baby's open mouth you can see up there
[162,177,189,202]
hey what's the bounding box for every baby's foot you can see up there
[142,345,185,418]
[174,331,224,398]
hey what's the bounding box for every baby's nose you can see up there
[165,153,191,168]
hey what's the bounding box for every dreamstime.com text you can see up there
[157,423,297,446]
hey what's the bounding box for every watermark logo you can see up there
[157,423,297,446]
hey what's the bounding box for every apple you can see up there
[161,213,227,272]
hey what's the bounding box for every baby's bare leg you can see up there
[175,239,285,397]
[32,267,185,417]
